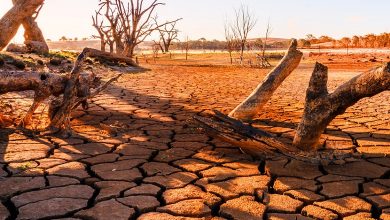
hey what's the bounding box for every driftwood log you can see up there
[229,39,303,120]
[0,0,44,51]
[194,111,355,165]
[0,71,99,126]
[0,47,141,133]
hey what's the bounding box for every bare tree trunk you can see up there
[109,43,114,53]
[115,40,124,54]
[12,0,49,54]
[293,62,390,150]
[0,0,44,51]
[229,39,303,120]
[100,39,106,52]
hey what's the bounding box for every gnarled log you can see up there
[48,47,142,134]
[0,0,44,51]
[229,39,303,120]
[0,71,98,125]
[293,62,390,150]
[0,48,140,131]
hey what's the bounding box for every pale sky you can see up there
[1,0,390,43]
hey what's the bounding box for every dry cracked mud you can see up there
[0,61,389,220]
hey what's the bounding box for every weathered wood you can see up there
[86,47,140,67]
[0,71,67,96]
[0,71,98,125]
[12,0,49,54]
[194,111,355,165]
[293,62,390,150]
[229,39,303,120]
[48,48,91,132]
[0,0,44,51]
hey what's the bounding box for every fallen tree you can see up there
[294,62,390,150]
[0,47,142,134]
[0,0,44,51]
[195,39,390,163]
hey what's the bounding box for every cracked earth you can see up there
[0,60,389,220]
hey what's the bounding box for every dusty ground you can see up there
[0,51,389,220]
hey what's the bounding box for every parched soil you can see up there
[0,53,389,220]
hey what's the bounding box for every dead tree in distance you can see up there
[258,20,272,68]
[92,0,180,57]
[92,6,108,52]
[224,23,239,64]
[92,0,125,54]
[184,36,190,60]
[228,4,257,64]
[115,0,181,57]
[154,17,182,53]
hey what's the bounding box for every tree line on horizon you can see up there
[299,32,390,49]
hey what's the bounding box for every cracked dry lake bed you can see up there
[0,54,389,220]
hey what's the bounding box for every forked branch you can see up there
[293,62,390,150]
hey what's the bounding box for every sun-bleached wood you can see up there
[229,39,303,120]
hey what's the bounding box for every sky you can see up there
[1,0,390,43]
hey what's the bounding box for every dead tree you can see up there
[0,0,44,51]
[92,0,180,57]
[116,0,181,57]
[92,0,125,54]
[229,39,303,120]
[0,48,141,133]
[228,4,257,64]
[258,20,272,68]
[195,39,390,162]
[154,17,182,53]
[184,36,190,60]
[92,6,107,52]
[224,23,239,64]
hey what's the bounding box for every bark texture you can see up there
[293,62,390,150]
[194,111,353,165]
[229,39,303,120]
[0,0,44,51]
[13,0,48,53]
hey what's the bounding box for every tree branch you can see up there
[229,39,303,120]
